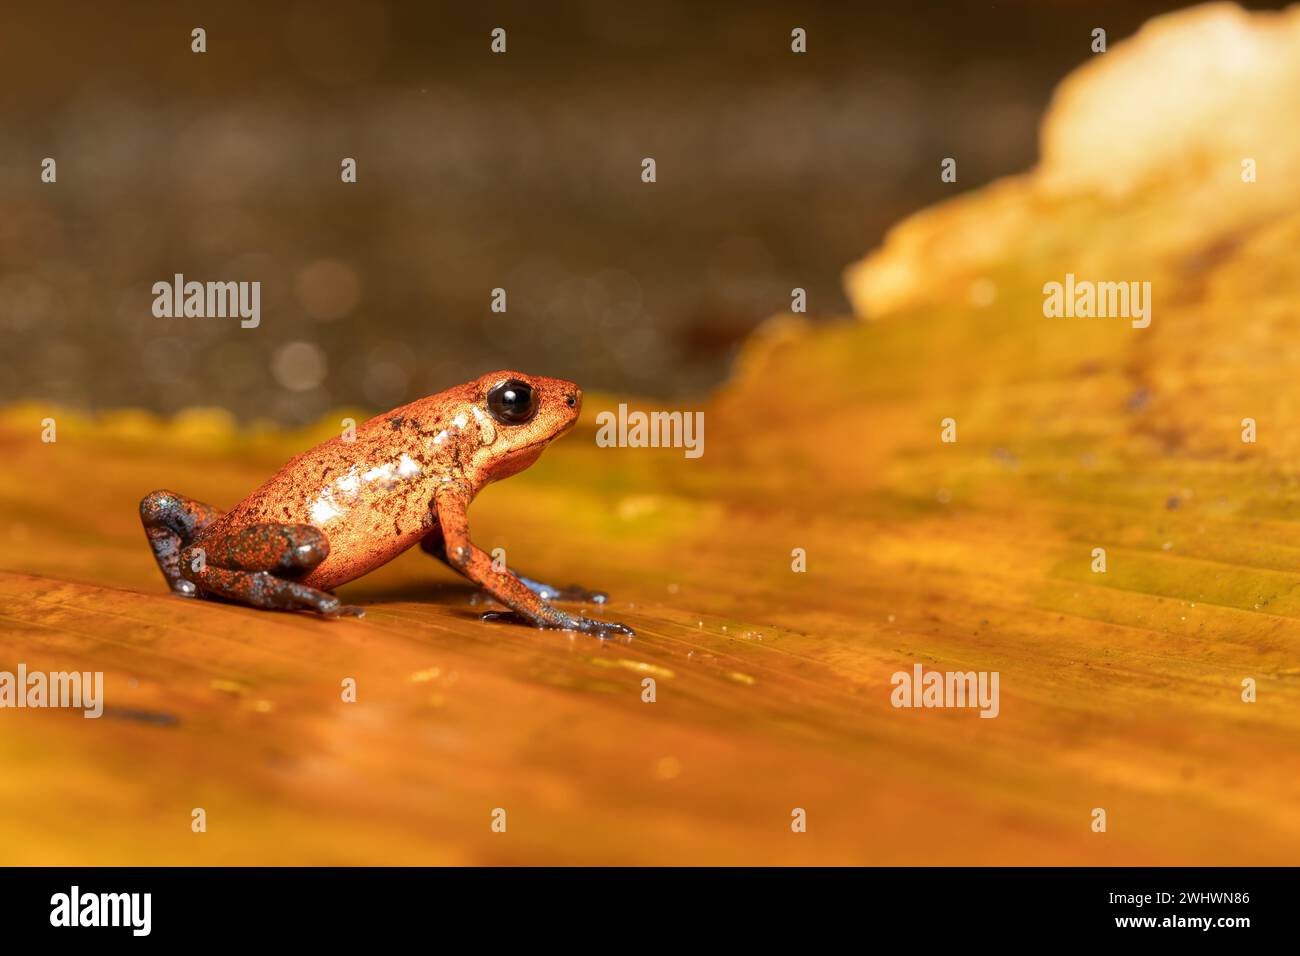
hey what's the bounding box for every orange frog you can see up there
[139,371,633,637]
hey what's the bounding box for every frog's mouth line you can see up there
[555,413,580,439]
[492,409,578,469]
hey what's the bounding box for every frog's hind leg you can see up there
[139,489,223,597]
[419,528,608,604]
[187,566,364,617]
[514,574,608,605]
[180,523,364,618]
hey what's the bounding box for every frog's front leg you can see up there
[431,483,633,638]
[419,529,608,604]
[179,523,365,618]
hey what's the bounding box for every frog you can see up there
[139,371,633,638]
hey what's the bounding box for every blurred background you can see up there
[0,0,1284,423]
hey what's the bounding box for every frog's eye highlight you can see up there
[486,380,538,425]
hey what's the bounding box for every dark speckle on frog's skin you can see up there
[138,370,634,638]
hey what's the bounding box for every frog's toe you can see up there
[319,598,366,619]
[480,609,632,638]
[170,579,199,598]
[580,618,634,639]
[560,615,635,639]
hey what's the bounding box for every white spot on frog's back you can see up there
[397,452,422,477]
[310,498,343,524]
[429,404,495,447]
[307,464,360,526]
[306,453,423,528]
[361,463,395,486]
[336,469,361,494]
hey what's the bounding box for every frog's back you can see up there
[200,402,456,589]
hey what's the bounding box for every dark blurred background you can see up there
[0,0,1281,423]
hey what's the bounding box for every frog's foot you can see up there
[139,489,224,597]
[516,575,609,605]
[179,522,365,619]
[481,609,634,639]
[189,567,365,617]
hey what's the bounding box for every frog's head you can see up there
[469,370,582,483]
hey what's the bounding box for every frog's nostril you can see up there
[565,394,576,408]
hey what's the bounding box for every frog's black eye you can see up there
[486,379,538,425]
